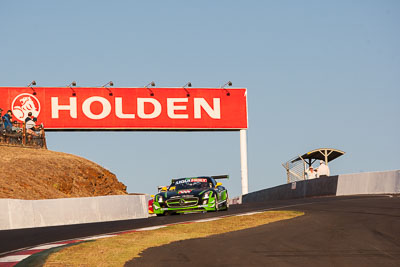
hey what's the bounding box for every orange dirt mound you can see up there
[0,145,127,200]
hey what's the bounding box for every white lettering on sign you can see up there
[167,98,188,119]
[115,97,135,119]
[194,98,220,119]
[137,98,162,119]
[82,97,111,120]
[50,97,221,120]
[51,97,77,119]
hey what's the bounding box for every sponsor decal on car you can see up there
[191,178,207,182]
[175,178,207,184]
[178,190,192,194]
[175,179,190,185]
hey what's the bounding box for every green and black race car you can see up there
[152,175,229,216]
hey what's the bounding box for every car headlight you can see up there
[158,196,164,202]
[203,191,211,199]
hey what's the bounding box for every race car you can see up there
[152,175,229,216]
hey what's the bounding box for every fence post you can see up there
[42,128,47,149]
[22,123,26,146]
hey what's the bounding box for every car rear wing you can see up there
[171,175,229,183]
[211,175,229,180]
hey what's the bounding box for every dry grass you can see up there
[43,210,303,267]
[0,145,127,199]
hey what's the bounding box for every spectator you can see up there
[33,118,43,135]
[12,121,22,133]
[2,110,13,131]
[25,112,33,123]
[0,108,3,129]
[317,160,330,177]
[26,117,39,136]
[306,166,317,179]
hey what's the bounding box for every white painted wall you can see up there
[0,195,149,230]
[336,170,400,196]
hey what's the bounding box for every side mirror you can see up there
[169,186,176,191]
[216,182,222,187]
[161,186,168,192]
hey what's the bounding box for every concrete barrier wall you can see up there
[336,170,400,196]
[242,176,338,203]
[243,170,400,204]
[0,195,149,230]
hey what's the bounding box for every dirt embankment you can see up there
[0,145,127,200]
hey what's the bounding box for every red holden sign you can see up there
[0,87,248,130]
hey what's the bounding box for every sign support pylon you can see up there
[240,129,249,195]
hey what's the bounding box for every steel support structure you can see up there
[240,129,249,195]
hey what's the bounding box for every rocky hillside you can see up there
[0,145,127,200]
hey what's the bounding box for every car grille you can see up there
[166,197,199,207]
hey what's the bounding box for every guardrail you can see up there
[0,121,47,149]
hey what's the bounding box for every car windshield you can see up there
[170,178,211,190]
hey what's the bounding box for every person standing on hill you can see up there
[25,112,33,123]
[26,117,40,136]
[317,160,330,177]
[2,110,13,131]
[12,121,22,133]
[0,108,3,128]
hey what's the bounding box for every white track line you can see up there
[235,211,263,216]
[135,225,167,231]
[192,218,221,223]
[0,254,30,263]
[80,234,117,241]
[31,244,65,250]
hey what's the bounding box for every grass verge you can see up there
[43,211,303,267]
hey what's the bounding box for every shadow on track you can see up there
[127,195,400,267]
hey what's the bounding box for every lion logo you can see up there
[11,93,41,122]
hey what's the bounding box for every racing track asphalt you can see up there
[127,195,400,267]
[0,196,325,255]
[0,195,376,255]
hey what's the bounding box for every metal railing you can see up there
[0,121,47,149]
[282,155,306,183]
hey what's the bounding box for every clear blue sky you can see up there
[1,1,399,197]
